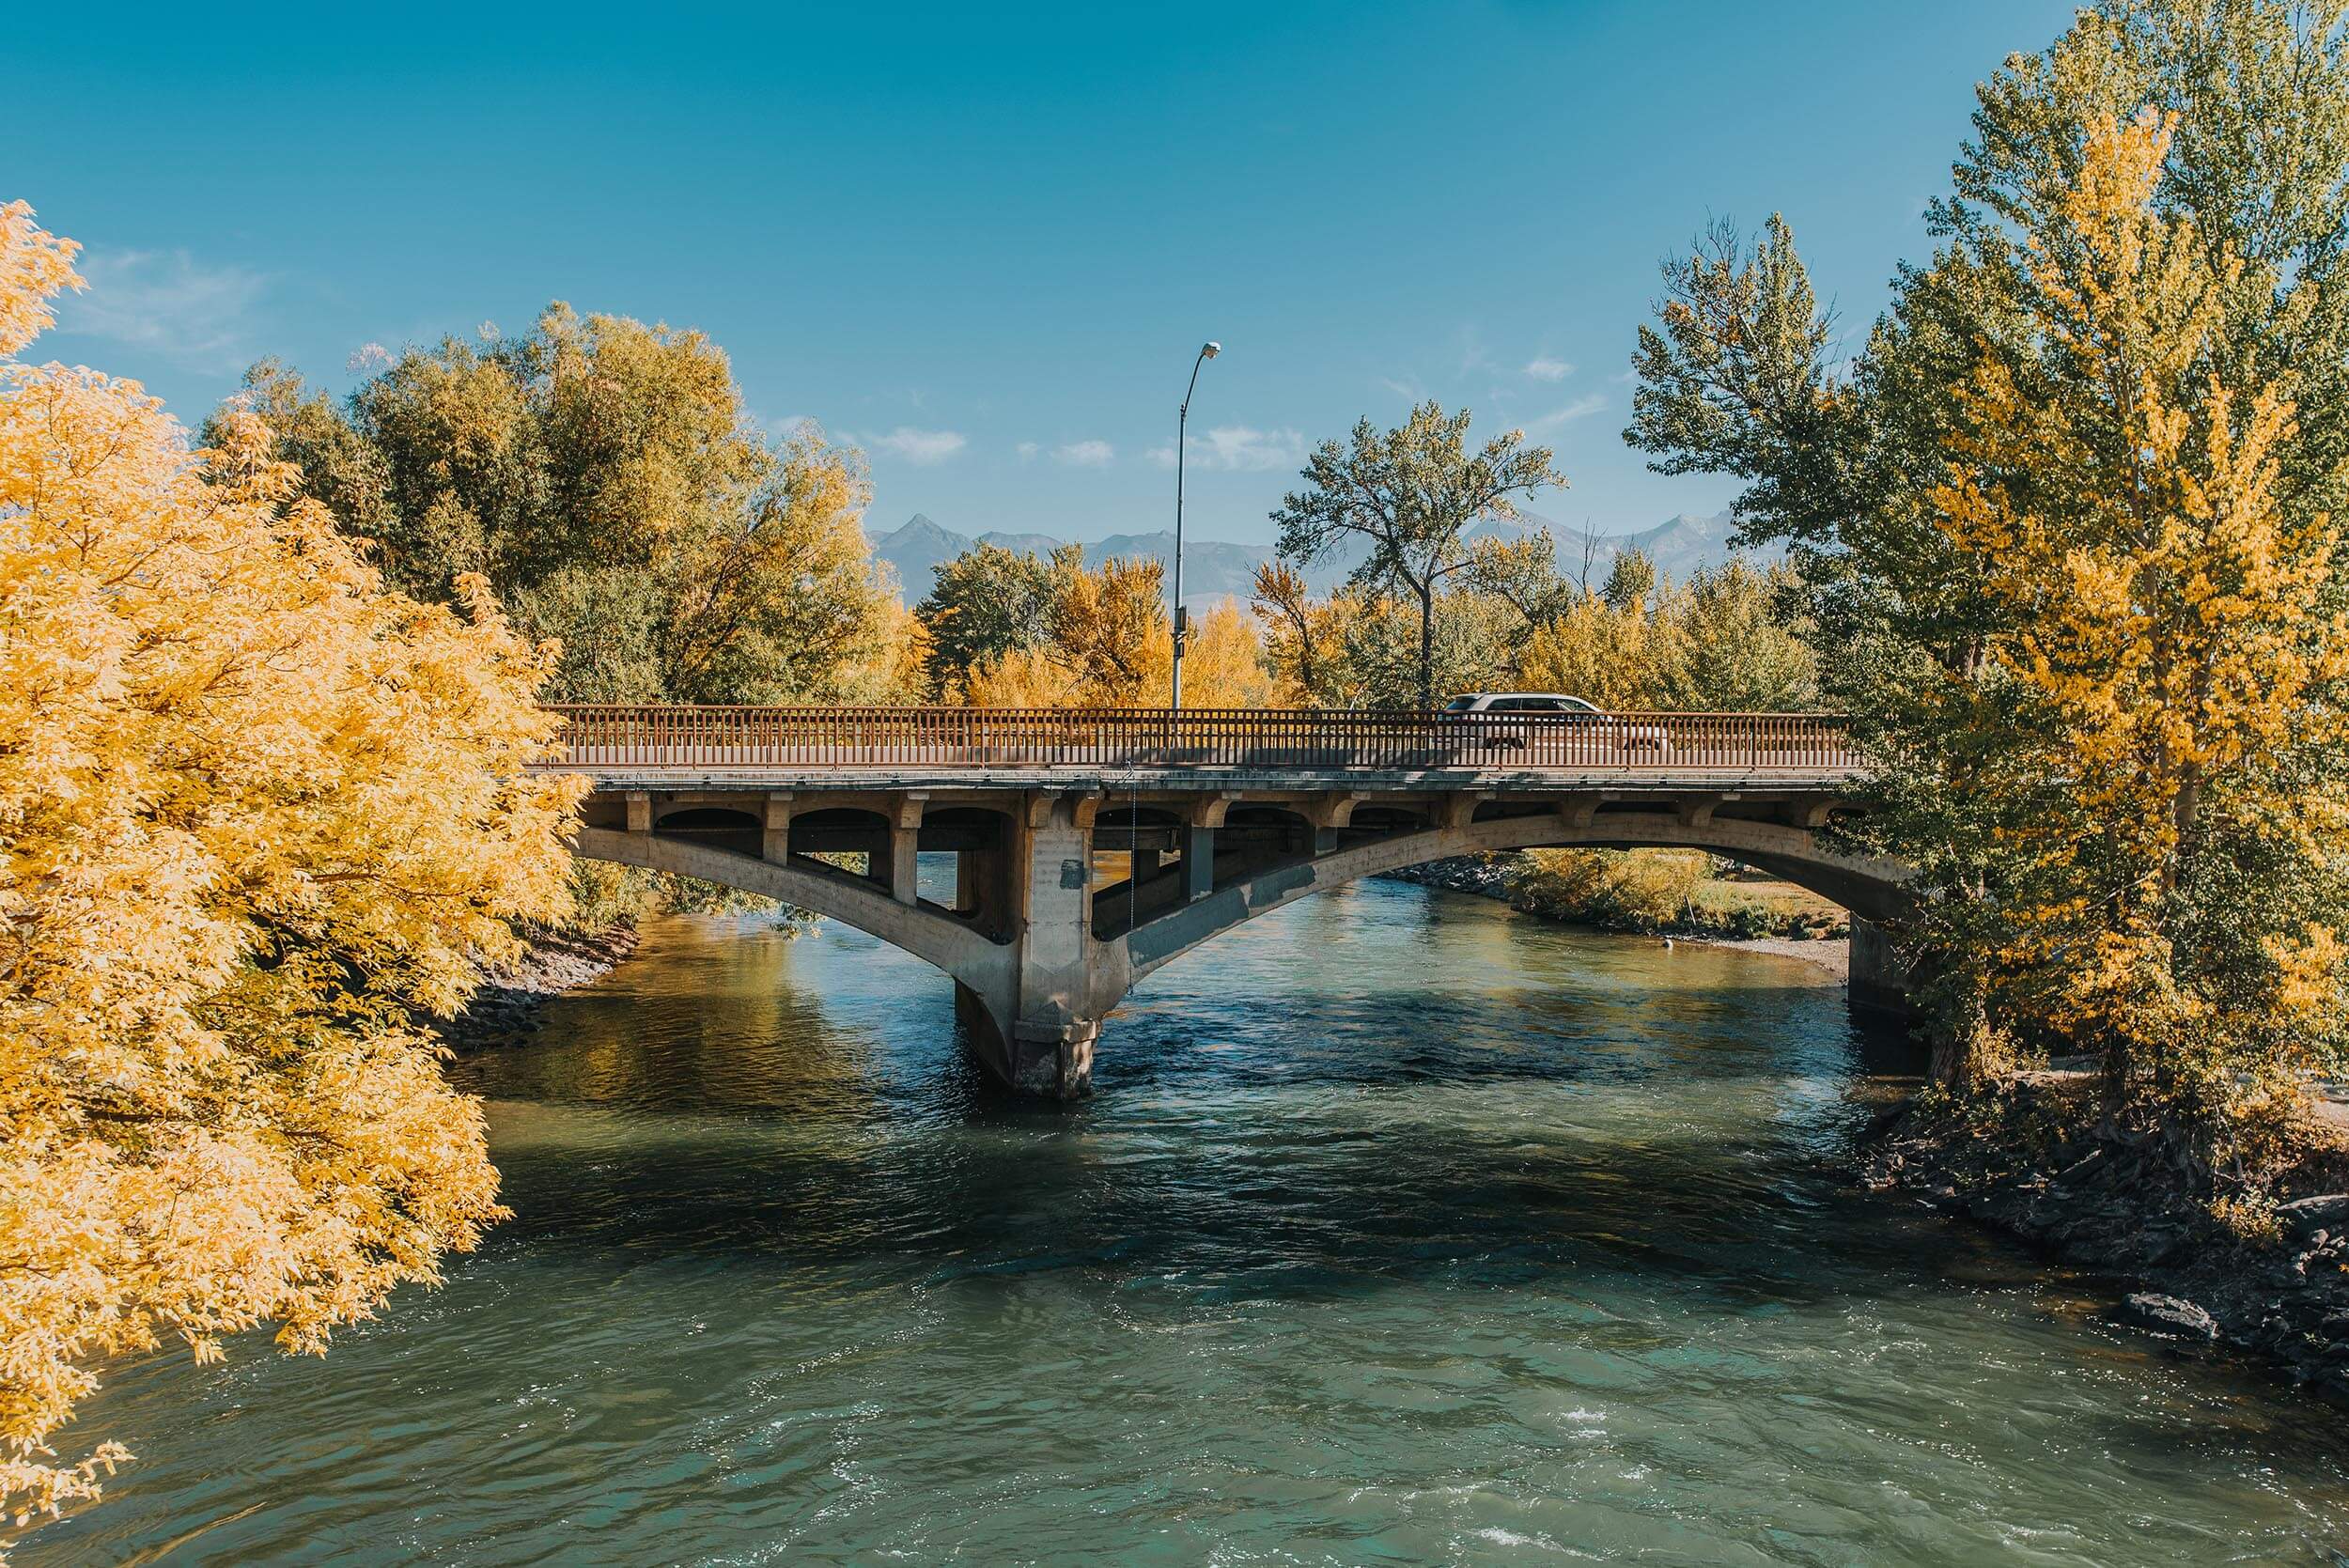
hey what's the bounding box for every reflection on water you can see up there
[26,877,2349,1565]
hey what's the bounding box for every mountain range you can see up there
[869,508,1776,607]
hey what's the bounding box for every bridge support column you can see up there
[1183,795,1234,903]
[886,794,926,907]
[1308,791,1362,855]
[761,792,792,862]
[1184,827,1215,901]
[955,791,1116,1098]
[1849,916,1913,1020]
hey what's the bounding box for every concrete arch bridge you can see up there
[544,706,1910,1097]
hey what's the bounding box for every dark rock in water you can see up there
[2119,1293,2219,1341]
[438,922,642,1051]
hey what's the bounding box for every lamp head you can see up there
[1201,341,1221,359]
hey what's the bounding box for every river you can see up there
[26,876,2349,1564]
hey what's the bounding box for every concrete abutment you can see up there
[1846,916,1915,1022]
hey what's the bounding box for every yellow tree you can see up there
[1517,594,1668,710]
[0,204,581,1528]
[959,597,1268,709]
[1166,598,1273,707]
[1048,554,1172,698]
[1933,116,2349,1129]
[959,547,1272,710]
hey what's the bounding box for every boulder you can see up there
[2279,1193,2349,1238]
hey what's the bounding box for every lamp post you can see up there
[1170,339,1220,717]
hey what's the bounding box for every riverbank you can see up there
[438,922,641,1050]
[1859,1079,2349,1399]
[1377,854,1850,977]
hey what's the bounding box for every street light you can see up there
[1171,339,1220,716]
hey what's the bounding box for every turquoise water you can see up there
[25,878,2349,1564]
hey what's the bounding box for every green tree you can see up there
[1601,548,1657,611]
[915,541,1071,697]
[1626,0,2349,1140]
[1271,402,1563,708]
[1464,525,1579,634]
[1333,591,1517,708]
[221,306,907,706]
[1651,562,1819,710]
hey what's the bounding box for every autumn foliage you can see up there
[921,541,1272,707]
[1625,0,2349,1160]
[1926,115,2349,1123]
[0,205,580,1527]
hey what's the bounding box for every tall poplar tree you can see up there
[1627,0,2349,1139]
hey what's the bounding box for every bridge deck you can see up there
[541,706,1864,788]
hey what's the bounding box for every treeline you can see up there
[1254,546,1815,711]
[239,316,1815,718]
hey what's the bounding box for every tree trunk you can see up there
[1930,1015,1980,1092]
[1932,973,1989,1092]
[1417,587,1435,710]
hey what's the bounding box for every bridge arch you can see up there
[1115,809,1908,990]
[571,827,1011,993]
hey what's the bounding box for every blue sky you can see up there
[15,0,2073,547]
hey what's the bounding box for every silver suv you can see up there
[1439,691,1672,758]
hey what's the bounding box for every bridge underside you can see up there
[569,777,1912,1097]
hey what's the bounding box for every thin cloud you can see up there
[1146,424,1308,473]
[1052,439,1114,468]
[60,246,271,371]
[1525,395,1608,432]
[1454,324,1495,378]
[1376,374,1427,402]
[1017,441,1040,462]
[1523,355,1573,381]
[869,427,968,465]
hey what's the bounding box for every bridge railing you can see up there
[545,706,1863,774]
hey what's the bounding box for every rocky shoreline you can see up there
[437,922,641,1050]
[1859,1082,2349,1400]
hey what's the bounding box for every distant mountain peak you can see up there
[868,507,1773,604]
[876,512,960,545]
